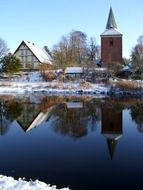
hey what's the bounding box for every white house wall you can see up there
[15,44,41,69]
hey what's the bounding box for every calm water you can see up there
[0,95,143,190]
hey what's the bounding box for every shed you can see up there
[64,67,83,79]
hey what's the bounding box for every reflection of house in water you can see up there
[16,103,55,132]
[101,105,122,159]
[16,103,41,132]
[16,103,50,132]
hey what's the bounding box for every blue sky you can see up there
[1,0,143,58]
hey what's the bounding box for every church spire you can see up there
[106,7,117,29]
[106,138,118,160]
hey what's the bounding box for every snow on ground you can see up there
[0,175,70,190]
[12,71,43,82]
[0,71,111,96]
[0,80,110,96]
[0,71,110,96]
[0,71,143,97]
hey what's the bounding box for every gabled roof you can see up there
[14,41,52,64]
[16,111,49,132]
[17,105,55,132]
[106,7,117,29]
[25,111,50,132]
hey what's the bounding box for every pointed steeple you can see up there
[106,7,117,29]
[106,138,118,160]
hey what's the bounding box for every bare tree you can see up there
[69,30,87,65]
[52,35,71,68]
[52,30,88,68]
[0,38,9,59]
[87,37,100,65]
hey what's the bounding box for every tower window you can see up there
[109,38,114,46]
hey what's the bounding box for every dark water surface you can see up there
[0,95,143,190]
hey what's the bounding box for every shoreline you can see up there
[0,80,143,97]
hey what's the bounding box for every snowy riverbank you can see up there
[1,71,143,97]
[0,81,110,96]
[0,79,143,97]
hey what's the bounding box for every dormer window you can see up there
[109,38,114,46]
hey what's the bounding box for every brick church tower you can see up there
[101,7,122,64]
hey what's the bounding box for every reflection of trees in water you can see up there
[0,100,9,135]
[40,96,65,110]
[1,96,143,136]
[130,103,143,132]
[6,101,23,121]
[0,100,23,135]
[49,101,101,139]
[0,117,10,135]
[52,104,87,138]
[84,100,101,131]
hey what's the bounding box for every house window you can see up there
[21,56,27,63]
[24,49,28,56]
[109,38,114,46]
[20,49,24,56]
[20,49,28,56]
[21,56,24,62]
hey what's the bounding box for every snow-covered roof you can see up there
[94,68,108,72]
[24,41,52,64]
[25,112,49,132]
[122,65,130,71]
[101,28,122,36]
[65,67,83,74]
[26,106,55,132]
[122,63,133,71]
[103,133,122,140]
[14,41,52,64]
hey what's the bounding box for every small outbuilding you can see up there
[64,67,84,79]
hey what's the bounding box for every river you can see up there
[0,95,143,190]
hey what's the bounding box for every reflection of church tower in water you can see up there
[101,105,123,160]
